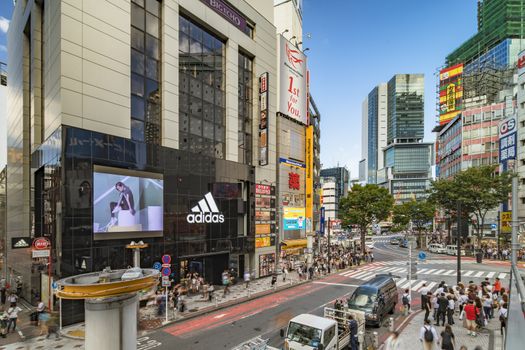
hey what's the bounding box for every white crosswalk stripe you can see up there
[442,270,455,276]
[464,270,473,276]
[474,271,484,278]
[412,280,427,291]
[486,272,496,278]
[498,273,507,279]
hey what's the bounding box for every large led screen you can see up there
[93,165,163,239]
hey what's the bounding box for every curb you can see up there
[62,264,369,340]
[377,310,423,350]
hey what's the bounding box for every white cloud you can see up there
[0,16,10,34]
[0,44,6,52]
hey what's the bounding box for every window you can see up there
[238,52,253,164]
[130,0,161,144]
[323,326,336,347]
[179,16,225,159]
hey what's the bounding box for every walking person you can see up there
[46,312,60,339]
[384,331,400,350]
[436,293,448,327]
[419,319,439,350]
[498,302,508,337]
[402,288,411,316]
[440,324,456,350]
[348,314,358,350]
[243,271,251,289]
[423,291,432,323]
[463,300,479,337]
[446,295,455,326]
[282,267,288,282]
[7,292,18,307]
[6,304,22,333]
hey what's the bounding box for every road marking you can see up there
[361,273,375,281]
[353,271,374,279]
[464,270,474,276]
[434,269,446,275]
[391,267,406,273]
[442,270,455,276]
[498,273,507,279]
[426,282,437,290]
[412,280,427,291]
[424,269,437,274]
[418,269,429,274]
[474,271,484,278]
[313,281,359,287]
[486,272,496,278]
[396,278,407,286]
[214,313,227,319]
[399,280,417,289]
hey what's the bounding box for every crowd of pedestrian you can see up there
[394,276,509,350]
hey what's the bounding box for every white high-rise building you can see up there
[364,83,388,184]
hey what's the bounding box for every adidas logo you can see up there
[14,239,30,248]
[186,192,225,224]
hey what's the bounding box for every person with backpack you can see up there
[498,302,508,336]
[419,319,439,350]
[440,324,456,350]
[402,288,411,316]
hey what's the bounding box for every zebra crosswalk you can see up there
[338,262,507,293]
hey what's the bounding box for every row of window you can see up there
[129,2,254,165]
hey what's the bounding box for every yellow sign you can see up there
[306,126,314,223]
[501,211,512,234]
[283,207,306,219]
[256,224,271,235]
[256,237,272,248]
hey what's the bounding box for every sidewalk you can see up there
[395,310,503,350]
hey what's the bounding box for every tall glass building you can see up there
[387,74,425,144]
[366,84,388,184]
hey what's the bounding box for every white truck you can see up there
[281,307,365,350]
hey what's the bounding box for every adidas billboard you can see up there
[187,192,225,224]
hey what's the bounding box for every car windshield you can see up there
[348,287,377,310]
[287,322,322,347]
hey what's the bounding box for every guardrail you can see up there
[505,265,525,350]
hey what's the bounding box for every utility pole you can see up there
[511,176,519,267]
[456,201,462,284]
[327,217,331,270]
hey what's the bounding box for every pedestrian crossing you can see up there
[369,259,476,265]
[338,262,507,292]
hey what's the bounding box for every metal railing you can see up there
[505,265,525,350]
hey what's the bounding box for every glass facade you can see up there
[130,0,161,144]
[387,74,424,144]
[32,126,255,325]
[385,145,431,174]
[367,87,378,184]
[179,16,226,159]
[238,52,253,165]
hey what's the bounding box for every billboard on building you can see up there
[305,126,314,223]
[499,115,517,164]
[283,207,306,230]
[93,166,163,239]
[518,50,525,76]
[259,73,269,166]
[439,63,463,125]
[279,35,307,125]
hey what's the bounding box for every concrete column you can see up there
[85,294,138,350]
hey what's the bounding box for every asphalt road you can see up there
[142,235,512,350]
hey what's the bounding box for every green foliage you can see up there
[392,200,435,247]
[339,184,394,252]
[428,165,512,248]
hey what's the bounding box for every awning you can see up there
[281,239,307,250]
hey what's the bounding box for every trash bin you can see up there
[476,251,483,263]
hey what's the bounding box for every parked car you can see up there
[399,239,408,248]
[428,243,446,254]
[389,238,399,245]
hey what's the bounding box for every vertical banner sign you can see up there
[319,207,325,236]
[499,116,517,166]
[439,63,463,125]
[305,126,314,224]
[259,72,269,166]
[279,35,307,124]
[518,50,525,77]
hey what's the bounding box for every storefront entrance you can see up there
[179,253,229,285]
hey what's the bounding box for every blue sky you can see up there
[0,1,479,175]
[302,0,478,177]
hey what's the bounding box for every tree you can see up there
[392,200,435,248]
[339,184,394,252]
[454,166,512,249]
[428,165,512,249]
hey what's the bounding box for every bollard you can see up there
[373,331,379,348]
[358,331,364,350]
[389,317,394,332]
[215,295,218,308]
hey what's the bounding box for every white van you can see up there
[446,245,466,256]
[428,243,446,254]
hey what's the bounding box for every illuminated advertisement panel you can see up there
[439,63,463,125]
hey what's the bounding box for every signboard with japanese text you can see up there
[283,207,306,230]
[259,72,269,165]
[279,35,307,125]
[305,126,314,222]
[499,116,517,164]
[500,211,512,234]
[439,64,463,125]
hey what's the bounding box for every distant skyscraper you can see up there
[366,83,388,184]
[320,167,349,201]
[360,97,368,183]
[387,74,425,145]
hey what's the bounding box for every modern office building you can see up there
[320,166,349,202]
[446,0,525,67]
[320,177,337,224]
[7,0,288,324]
[360,97,368,183]
[387,74,425,144]
[366,83,388,184]
[435,115,462,179]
